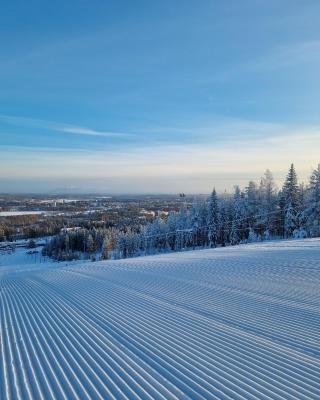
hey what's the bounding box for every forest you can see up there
[43,163,320,261]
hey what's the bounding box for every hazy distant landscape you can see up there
[1,163,319,266]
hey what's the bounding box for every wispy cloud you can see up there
[61,126,129,137]
[249,40,320,71]
[0,114,131,138]
[1,113,319,148]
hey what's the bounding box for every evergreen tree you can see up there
[282,164,300,212]
[189,200,206,248]
[166,212,178,250]
[116,235,127,258]
[284,203,297,237]
[175,207,188,250]
[248,227,259,243]
[245,181,258,220]
[258,169,277,236]
[231,186,245,244]
[218,200,229,246]
[230,220,239,245]
[42,162,320,261]
[306,164,320,236]
[207,189,219,247]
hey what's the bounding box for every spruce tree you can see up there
[279,164,300,237]
[282,164,300,212]
[258,169,277,237]
[232,186,245,243]
[306,164,320,236]
[284,203,297,237]
[230,220,239,245]
[207,188,219,247]
[228,186,243,245]
[218,200,229,246]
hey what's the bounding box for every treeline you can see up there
[0,213,117,243]
[0,215,70,242]
[0,214,49,241]
[42,226,138,261]
[113,164,320,259]
[43,163,320,261]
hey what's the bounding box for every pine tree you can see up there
[284,203,297,237]
[230,220,239,245]
[282,164,300,212]
[198,201,208,247]
[258,169,277,237]
[175,207,187,250]
[189,201,202,248]
[167,212,177,250]
[218,200,229,246]
[117,235,127,258]
[231,186,245,244]
[245,181,258,216]
[306,164,320,237]
[248,227,259,243]
[207,188,219,247]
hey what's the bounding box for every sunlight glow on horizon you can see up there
[1,1,320,193]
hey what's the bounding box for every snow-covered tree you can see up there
[245,181,259,222]
[64,162,319,262]
[86,233,95,254]
[248,227,260,243]
[257,169,278,236]
[282,164,301,212]
[175,207,188,250]
[231,186,246,244]
[218,199,231,246]
[230,220,239,245]
[305,164,320,237]
[284,203,297,237]
[207,188,219,247]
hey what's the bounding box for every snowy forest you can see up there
[43,163,320,260]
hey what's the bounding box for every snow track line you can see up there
[1,238,320,399]
[63,275,320,395]
[69,268,319,353]
[3,282,74,400]
[17,279,179,400]
[17,279,220,400]
[9,281,118,400]
[56,269,320,366]
[44,271,319,399]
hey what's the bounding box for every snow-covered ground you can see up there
[0,211,45,216]
[0,246,44,266]
[0,239,319,399]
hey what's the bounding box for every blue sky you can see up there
[1,0,320,193]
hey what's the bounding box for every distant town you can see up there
[0,193,196,260]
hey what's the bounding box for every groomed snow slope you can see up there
[0,239,320,400]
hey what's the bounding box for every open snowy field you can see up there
[0,211,45,217]
[0,239,319,399]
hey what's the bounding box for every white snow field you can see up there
[1,239,320,400]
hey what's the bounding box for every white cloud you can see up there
[0,114,130,138]
[61,126,129,137]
